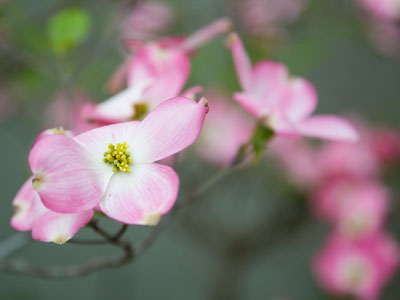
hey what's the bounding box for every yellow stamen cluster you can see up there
[103,142,132,172]
[132,102,149,120]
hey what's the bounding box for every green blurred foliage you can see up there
[47,7,91,55]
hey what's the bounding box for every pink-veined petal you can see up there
[227,33,253,91]
[29,134,108,213]
[100,163,179,225]
[281,77,317,122]
[297,115,359,142]
[32,210,93,244]
[132,97,207,163]
[11,177,47,231]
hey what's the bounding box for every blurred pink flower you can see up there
[86,18,232,124]
[121,1,175,42]
[316,140,380,181]
[234,0,308,38]
[367,127,400,165]
[227,33,358,142]
[314,233,399,300]
[195,91,254,166]
[356,0,400,21]
[312,180,389,239]
[268,137,319,189]
[29,98,207,225]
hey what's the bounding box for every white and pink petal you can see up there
[132,97,207,163]
[32,210,93,244]
[100,163,179,225]
[29,134,108,213]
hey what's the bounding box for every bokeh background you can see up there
[1,0,400,299]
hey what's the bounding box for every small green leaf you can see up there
[251,121,274,163]
[47,7,91,55]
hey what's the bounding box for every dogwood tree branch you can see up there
[0,222,133,279]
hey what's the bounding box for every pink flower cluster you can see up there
[194,33,358,167]
[11,23,365,251]
[270,124,400,300]
[10,19,234,243]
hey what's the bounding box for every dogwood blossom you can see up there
[29,97,207,225]
[85,19,231,124]
[312,180,389,239]
[227,33,358,142]
[314,233,399,300]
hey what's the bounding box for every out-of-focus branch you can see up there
[0,222,133,279]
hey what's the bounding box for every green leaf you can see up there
[47,7,91,55]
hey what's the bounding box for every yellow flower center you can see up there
[132,102,149,120]
[103,142,132,173]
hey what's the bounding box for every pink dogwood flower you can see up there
[312,180,389,239]
[11,177,93,244]
[227,33,358,142]
[314,233,399,300]
[316,140,380,181]
[195,91,254,166]
[86,18,231,124]
[29,97,207,225]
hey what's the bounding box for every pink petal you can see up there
[132,97,207,163]
[179,18,232,53]
[127,44,190,102]
[100,163,179,225]
[32,210,93,244]
[251,61,288,103]
[29,134,108,213]
[280,78,317,122]
[11,177,47,231]
[233,92,269,118]
[297,115,359,142]
[227,33,254,91]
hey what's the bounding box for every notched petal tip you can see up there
[225,32,239,48]
[143,212,162,226]
[53,235,70,245]
[32,174,44,190]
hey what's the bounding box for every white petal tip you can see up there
[143,212,162,226]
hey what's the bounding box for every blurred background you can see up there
[1,0,400,299]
